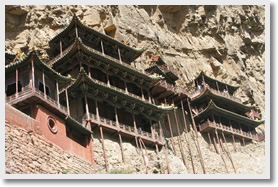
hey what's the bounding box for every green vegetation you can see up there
[107,169,133,174]
[61,169,71,174]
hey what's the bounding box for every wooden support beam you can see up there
[164,98,177,156]
[106,74,110,86]
[187,98,206,174]
[212,132,220,154]
[114,104,119,128]
[60,39,63,56]
[214,130,229,173]
[207,132,212,150]
[221,132,237,173]
[155,143,159,155]
[118,47,122,63]
[173,108,188,170]
[163,145,172,174]
[138,138,148,174]
[231,134,237,152]
[31,56,35,89]
[141,88,145,100]
[101,40,105,55]
[15,68,18,98]
[181,100,196,174]
[42,69,46,99]
[216,81,220,92]
[95,99,100,121]
[56,80,60,108]
[118,133,125,163]
[242,137,246,146]
[100,126,108,172]
[65,88,70,115]
[75,24,78,38]
[85,96,90,123]
[148,90,152,103]
[90,134,96,170]
[134,137,139,152]
[124,81,128,94]
[166,112,177,156]
[218,136,230,174]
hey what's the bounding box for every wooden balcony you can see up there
[84,113,164,146]
[5,86,67,116]
[199,120,265,141]
[191,87,242,103]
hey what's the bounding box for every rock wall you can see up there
[5,105,95,174]
[5,5,265,174]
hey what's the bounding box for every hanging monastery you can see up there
[5,14,265,174]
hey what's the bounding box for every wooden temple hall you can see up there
[5,14,265,173]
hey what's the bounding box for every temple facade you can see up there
[5,14,265,174]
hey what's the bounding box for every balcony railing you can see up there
[85,113,161,142]
[5,85,67,113]
[199,120,265,141]
[92,78,151,103]
[191,87,241,103]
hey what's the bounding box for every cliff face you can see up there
[5,5,265,174]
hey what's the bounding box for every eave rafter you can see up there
[60,68,176,121]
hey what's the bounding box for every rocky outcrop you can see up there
[5,5,265,174]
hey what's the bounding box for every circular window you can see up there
[47,116,58,134]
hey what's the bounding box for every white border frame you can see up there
[1,0,270,180]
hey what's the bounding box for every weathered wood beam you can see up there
[163,145,172,174]
[181,100,196,174]
[187,98,206,174]
[173,107,188,170]
[100,126,109,172]
[118,133,125,163]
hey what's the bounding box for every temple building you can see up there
[5,14,265,174]
[189,71,265,149]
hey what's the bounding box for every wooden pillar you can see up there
[106,74,110,86]
[101,40,105,55]
[31,57,35,89]
[163,145,172,174]
[118,47,122,63]
[60,39,63,56]
[56,80,60,108]
[114,104,119,128]
[124,81,128,94]
[187,98,206,174]
[42,69,46,99]
[222,132,237,173]
[242,137,246,146]
[158,121,163,140]
[90,134,96,170]
[181,100,196,174]
[148,90,152,103]
[132,112,138,133]
[75,24,78,38]
[118,133,125,163]
[65,88,70,115]
[138,138,148,174]
[239,123,243,135]
[216,81,220,91]
[149,119,154,139]
[207,132,212,150]
[173,107,188,170]
[15,68,18,98]
[100,126,108,172]
[95,99,100,121]
[88,67,91,78]
[141,88,145,100]
[202,74,205,83]
[85,96,90,121]
[232,134,237,152]
[165,102,177,156]
[166,112,177,156]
